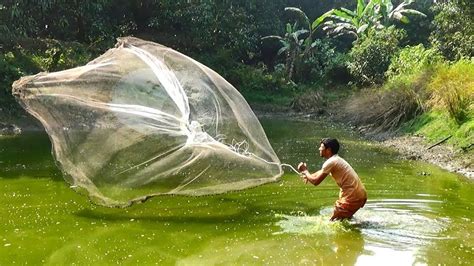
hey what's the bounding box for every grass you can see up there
[403,110,473,150]
[242,90,294,108]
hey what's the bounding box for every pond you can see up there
[1,118,473,265]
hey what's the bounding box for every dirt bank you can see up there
[382,135,473,179]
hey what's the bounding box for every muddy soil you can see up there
[382,135,473,179]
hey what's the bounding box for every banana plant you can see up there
[321,0,377,40]
[320,0,425,40]
[376,0,427,26]
[262,7,325,80]
[262,21,308,80]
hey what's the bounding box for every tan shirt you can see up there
[322,155,367,205]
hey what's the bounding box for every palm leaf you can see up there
[341,7,356,17]
[332,9,354,20]
[357,24,369,34]
[357,0,366,17]
[285,7,310,28]
[383,0,393,14]
[400,9,427,17]
[329,14,352,24]
[261,35,283,41]
[286,23,292,34]
[277,45,288,56]
[312,9,335,30]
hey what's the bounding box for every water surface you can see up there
[1,118,472,265]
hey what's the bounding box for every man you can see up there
[298,138,367,221]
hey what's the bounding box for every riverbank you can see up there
[253,108,473,180]
[2,101,472,180]
[382,135,473,179]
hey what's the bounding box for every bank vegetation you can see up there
[0,0,472,164]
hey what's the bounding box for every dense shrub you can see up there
[0,53,23,92]
[430,2,474,61]
[291,91,326,113]
[0,52,24,116]
[386,44,443,78]
[28,42,93,72]
[0,39,94,118]
[228,63,295,94]
[348,27,406,85]
[343,69,431,134]
[298,39,349,84]
[428,60,474,124]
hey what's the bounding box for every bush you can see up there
[428,60,474,124]
[229,63,296,93]
[0,52,23,93]
[343,69,431,134]
[0,52,24,117]
[386,44,443,78]
[28,41,93,72]
[430,2,474,61]
[297,39,349,84]
[0,39,95,118]
[348,27,406,85]
[291,90,326,113]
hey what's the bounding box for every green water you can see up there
[1,118,473,265]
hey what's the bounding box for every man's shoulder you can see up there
[328,154,343,162]
[322,155,339,168]
[324,155,349,168]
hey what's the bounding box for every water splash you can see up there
[274,199,451,249]
[274,211,350,235]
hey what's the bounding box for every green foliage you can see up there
[428,60,474,124]
[0,52,25,117]
[344,67,429,133]
[262,7,320,81]
[31,42,94,72]
[229,64,296,95]
[168,1,261,60]
[0,40,95,118]
[299,39,350,83]
[404,111,473,150]
[320,0,426,41]
[263,7,351,84]
[261,21,307,81]
[430,1,474,61]
[397,0,433,46]
[0,0,122,46]
[0,52,23,92]
[348,26,405,85]
[386,44,443,78]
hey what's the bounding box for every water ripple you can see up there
[275,199,451,249]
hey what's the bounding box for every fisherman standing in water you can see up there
[298,138,367,221]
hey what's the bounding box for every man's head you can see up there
[319,138,339,158]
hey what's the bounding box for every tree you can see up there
[429,1,474,61]
[320,0,426,41]
[262,7,335,81]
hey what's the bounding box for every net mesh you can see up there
[12,37,283,207]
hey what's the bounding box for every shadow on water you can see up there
[75,207,250,224]
[73,192,321,224]
[0,132,63,180]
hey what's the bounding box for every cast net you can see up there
[12,37,283,207]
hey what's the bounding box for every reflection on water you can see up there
[275,198,451,265]
[355,199,450,246]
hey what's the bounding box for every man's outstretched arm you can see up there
[301,170,328,186]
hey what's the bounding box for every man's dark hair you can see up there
[321,138,340,154]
